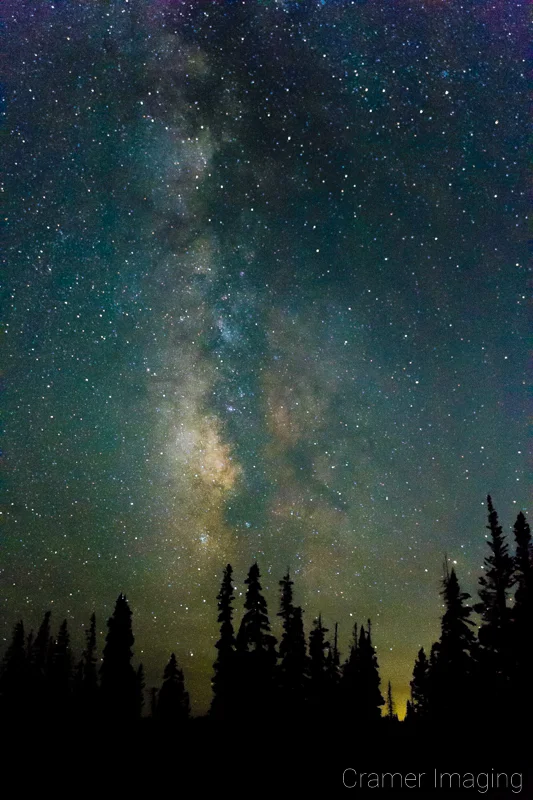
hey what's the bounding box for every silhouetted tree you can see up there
[0,621,27,720]
[410,647,430,722]
[511,511,532,716]
[25,629,34,659]
[49,619,72,717]
[341,622,359,717]
[83,613,98,687]
[278,569,295,667]
[211,564,236,720]
[235,563,277,719]
[404,699,416,725]
[476,496,514,646]
[31,611,51,676]
[430,564,476,726]
[474,497,515,716]
[308,614,330,714]
[325,622,341,684]
[385,681,398,722]
[157,653,190,724]
[277,570,308,709]
[513,511,532,625]
[74,612,98,721]
[324,621,341,716]
[136,664,146,718]
[83,614,98,692]
[100,594,137,722]
[357,621,385,725]
[340,620,385,724]
[29,610,52,714]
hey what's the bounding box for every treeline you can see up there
[0,496,530,732]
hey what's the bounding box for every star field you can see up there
[2,0,529,714]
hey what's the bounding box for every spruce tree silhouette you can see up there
[341,621,361,725]
[404,700,416,725]
[100,593,137,723]
[323,622,341,720]
[277,570,308,712]
[211,564,236,720]
[2,525,530,755]
[511,511,532,718]
[340,620,384,726]
[278,569,295,665]
[31,611,52,677]
[474,496,515,718]
[136,664,146,718]
[409,647,430,723]
[25,628,34,659]
[325,622,341,681]
[49,619,72,719]
[385,681,398,723]
[235,563,277,720]
[156,653,190,724]
[77,612,98,716]
[74,612,98,723]
[29,610,52,715]
[0,621,27,721]
[308,614,330,716]
[513,511,532,625]
[357,621,385,726]
[430,564,476,727]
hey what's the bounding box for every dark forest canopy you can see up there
[1,497,531,734]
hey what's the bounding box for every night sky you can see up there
[3,0,528,715]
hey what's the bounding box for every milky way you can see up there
[3,0,528,713]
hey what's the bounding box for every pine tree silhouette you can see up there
[474,497,515,717]
[278,569,295,667]
[325,622,341,681]
[476,496,514,641]
[341,620,384,724]
[31,611,51,676]
[235,562,277,720]
[25,629,34,659]
[511,511,532,718]
[74,612,98,722]
[29,610,52,715]
[308,614,330,715]
[0,621,27,721]
[156,653,190,724]
[2,534,530,742]
[341,621,359,719]
[136,663,146,718]
[513,511,532,625]
[100,594,137,722]
[324,621,341,717]
[430,563,476,726]
[410,647,430,722]
[357,621,385,726]
[385,681,398,723]
[49,619,72,718]
[277,570,308,710]
[83,613,98,695]
[404,699,416,725]
[211,564,236,720]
